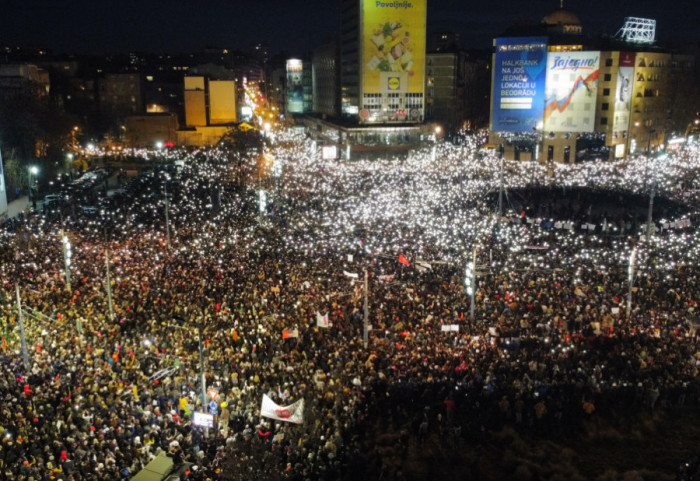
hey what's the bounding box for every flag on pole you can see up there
[282,328,298,339]
[398,254,410,266]
[316,311,331,328]
[261,394,304,424]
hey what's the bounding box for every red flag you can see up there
[398,254,410,266]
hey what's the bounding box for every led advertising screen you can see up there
[544,51,600,133]
[286,59,304,114]
[613,52,635,133]
[491,37,548,132]
[361,0,426,96]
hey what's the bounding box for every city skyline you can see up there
[1,0,697,57]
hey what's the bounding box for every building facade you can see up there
[98,73,143,117]
[312,42,339,117]
[489,6,696,162]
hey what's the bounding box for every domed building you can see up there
[541,1,583,34]
[489,1,695,162]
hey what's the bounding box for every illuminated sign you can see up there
[321,145,338,160]
[544,51,600,133]
[362,0,426,95]
[286,59,304,114]
[192,412,215,429]
[613,52,635,133]
[491,37,548,132]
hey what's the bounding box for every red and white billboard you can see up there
[544,52,600,132]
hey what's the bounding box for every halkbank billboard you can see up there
[491,37,548,132]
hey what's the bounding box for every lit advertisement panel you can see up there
[361,0,426,95]
[491,37,548,132]
[286,59,304,114]
[612,52,635,133]
[544,51,600,132]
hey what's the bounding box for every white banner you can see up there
[260,394,304,424]
[441,324,459,332]
[316,311,331,328]
[415,259,432,271]
[343,271,359,279]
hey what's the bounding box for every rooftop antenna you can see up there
[615,17,656,44]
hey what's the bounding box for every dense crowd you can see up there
[1,131,700,481]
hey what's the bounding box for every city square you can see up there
[0,1,699,480]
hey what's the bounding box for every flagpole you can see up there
[363,268,369,348]
[498,145,504,232]
[627,247,636,318]
[197,325,208,438]
[105,248,115,320]
[15,285,31,372]
[164,182,171,249]
[466,245,478,322]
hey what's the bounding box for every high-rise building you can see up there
[300,0,436,159]
[340,0,360,118]
[340,0,427,124]
[312,42,340,117]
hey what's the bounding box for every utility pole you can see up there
[363,268,369,348]
[646,157,658,239]
[627,247,636,318]
[466,246,478,321]
[105,248,114,320]
[497,145,504,232]
[61,230,72,291]
[15,285,30,371]
[196,326,208,421]
[164,183,171,249]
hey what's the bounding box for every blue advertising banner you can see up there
[491,37,548,132]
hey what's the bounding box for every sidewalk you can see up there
[5,195,30,218]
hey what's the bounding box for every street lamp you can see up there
[28,166,39,208]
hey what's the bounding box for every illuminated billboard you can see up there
[286,59,304,114]
[612,52,635,133]
[361,0,426,96]
[544,51,600,132]
[491,37,548,132]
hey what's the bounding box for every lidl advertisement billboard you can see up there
[362,0,426,95]
[612,52,635,133]
[544,51,600,132]
[491,37,548,132]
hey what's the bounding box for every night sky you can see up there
[1,0,698,56]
